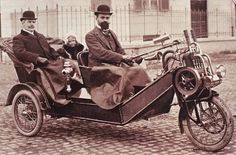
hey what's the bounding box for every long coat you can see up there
[12,30,72,106]
[85,27,151,109]
[85,26,125,67]
[13,30,59,64]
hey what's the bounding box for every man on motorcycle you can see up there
[85,4,151,109]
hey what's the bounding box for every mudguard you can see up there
[6,82,50,110]
[178,107,187,134]
[178,90,220,134]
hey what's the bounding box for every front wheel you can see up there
[183,96,234,152]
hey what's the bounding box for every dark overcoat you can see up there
[57,43,84,60]
[85,26,125,67]
[13,30,59,64]
[12,30,72,105]
[85,27,151,109]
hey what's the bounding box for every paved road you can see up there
[0,58,236,155]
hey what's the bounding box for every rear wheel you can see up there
[183,96,234,151]
[12,89,43,136]
[162,50,174,71]
[162,50,180,72]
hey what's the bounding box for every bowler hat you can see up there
[94,4,112,15]
[20,10,37,21]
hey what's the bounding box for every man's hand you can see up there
[122,55,134,66]
[134,56,143,64]
[36,57,49,66]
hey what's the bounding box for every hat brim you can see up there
[94,11,112,15]
[20,17,37,21]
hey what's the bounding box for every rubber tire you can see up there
[163,56,176,72]
[12,89,43,137]
[162,50,174,72]
[183,96,234,152]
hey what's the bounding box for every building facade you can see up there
[0,0,236,43]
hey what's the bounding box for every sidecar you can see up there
[6,51,175,137]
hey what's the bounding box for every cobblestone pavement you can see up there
[0,58,236,155]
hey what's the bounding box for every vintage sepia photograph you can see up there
[0,0,235,154]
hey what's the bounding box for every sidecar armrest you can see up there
[79,66,92,87]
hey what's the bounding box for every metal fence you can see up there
[0,4,235,63]
[10,4,236,41]
[11,7,190,41]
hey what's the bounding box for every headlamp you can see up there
[216,64,226,78]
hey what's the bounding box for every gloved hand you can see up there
[122,55,134,66]
[36,57,49,67]
[122,59,134,66]
[134,56,143,64]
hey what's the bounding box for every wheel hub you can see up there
[175,68,202,96]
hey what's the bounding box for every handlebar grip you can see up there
[183,30,190,46]
[191,30,197,42]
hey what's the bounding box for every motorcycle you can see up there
[149,30,234,151]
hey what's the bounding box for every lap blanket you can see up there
[1,38,150,108]
[34,59,82,106]
[32,59,70,106]
[0,38,80,106]
[90,64,151,109]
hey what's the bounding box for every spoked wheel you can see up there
[12,89,43,136]
[183,96,234,151]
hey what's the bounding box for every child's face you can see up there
[67,36,77,47]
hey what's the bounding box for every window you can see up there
[134,0,142,11]
[142,0,149,9]
[133,0,150,11]
[191,0,208,38]
[159,0,169,11]
[151,0,158,9]
[91,0,111,11]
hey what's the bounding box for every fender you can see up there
[6,82,50,110]
[178,107,187,134]
[172,67,185,94]
[173,67,187,134]
[178,90,219,134]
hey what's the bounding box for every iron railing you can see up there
[0,4,235,63]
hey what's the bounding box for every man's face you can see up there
[67,36,77,47]
[22,19,36,32]
[96,14,111,27]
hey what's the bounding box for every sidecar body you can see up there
[6,51,175,136]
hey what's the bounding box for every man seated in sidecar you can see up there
[85,4,151,109]
[12,10,82,106]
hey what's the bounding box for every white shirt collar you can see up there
[22,29,34,35]
[96,23,101,29]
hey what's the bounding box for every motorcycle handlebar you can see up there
[191,30,197,42]
[131,40,181,59]
[183,30,190,47]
